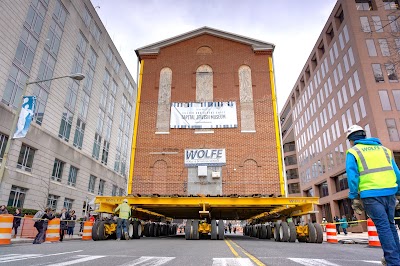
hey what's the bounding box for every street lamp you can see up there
[0,73,85,182]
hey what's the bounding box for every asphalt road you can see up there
[0,234,384,266]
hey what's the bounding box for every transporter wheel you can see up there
[128,222,134,239]
[274,222,281,242]
[307,222,317,243]
[132,220,141,239]
[257,225,261,238]
[288,222,297,242]
[97,221,107,240]
[185,221,191,240]
[155,223,161,237]
[280,222,289,242]
[91,221,100,241]
[192,220,199,240]
[266,224,272,239]
[260,225,267,239]
[211,219,218,240]
[172,224,177,235]
[218,220,225,240]
[149,223,155,237]
[313,223,323,243]
[144,223,150,237]
[243,225,247,236]
[251,225,257,238]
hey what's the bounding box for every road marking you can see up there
[213,258,255,266]
[47,256,105,266]
[120,256,175,266]
[289,258,340,266]
[227,238,266,266]
[224,239,241,258]
[362,261,382,264]
[0,254,40,261]
[0,250,83,263]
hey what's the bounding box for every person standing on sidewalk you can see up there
[12,208,22,238]
[59,208,70,241]
[33,207,54,244]
[114,199,131,240]
[339,215,348,235]
[345,125,400,266]
[0,205,8,214]
[67,210,76,238]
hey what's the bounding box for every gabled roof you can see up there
[135,26,275,60]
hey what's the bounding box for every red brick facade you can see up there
[132,33,281,196]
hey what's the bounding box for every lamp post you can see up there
[0,73,85,183]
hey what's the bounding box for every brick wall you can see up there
[133,34,281,196]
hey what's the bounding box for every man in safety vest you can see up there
[114,199,131,240]
[346,125,400,266]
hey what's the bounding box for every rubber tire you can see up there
[149,223,155,237]
[144,223,150,237]
[260,225,267,239]
[91,221,99,241]
[185,221,191,240]
[288,222,297,242]
[132,220,141,239]
[307,222,317,243]
[274,222,281,242]
[280,222,290,242]
[128,222,134,239]
[252,225,257,238]
[218,220,225,240]
[266,224,272,239]
[172,224,177,235]
[211,219,218,240]
[192,219,199,240]
[313,222,324,243]
[97,221,107,240]
[257,225,261,238]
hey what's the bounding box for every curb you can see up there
[11,238,83,244]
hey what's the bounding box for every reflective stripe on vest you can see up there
[347,144,396,192]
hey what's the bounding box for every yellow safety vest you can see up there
[347,144,397,192]
[115,203,131,219]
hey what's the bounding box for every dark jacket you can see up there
[0,208,8,214]
[34,213,54,230]
[59,212,70,230]
[13,213,22,228]
[67,214,76,228]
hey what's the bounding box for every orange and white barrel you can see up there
[45,218,60,242]
[325,223,338,244]
[367,218,381,247]
[82,221,93,240]
[0,214,13,245]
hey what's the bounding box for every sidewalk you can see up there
[10,234,82,244]
[324,231,400,245]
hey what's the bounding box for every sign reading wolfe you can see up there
[184,149,226,167]
[170,101,237,129]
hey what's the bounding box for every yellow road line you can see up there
[227,238,266,266]
[224,239,241,258]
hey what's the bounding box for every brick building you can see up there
[280,0,400,227]
[132,27,283,196]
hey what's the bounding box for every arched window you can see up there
[156,68,172,133]
[239,65,256,132]
[196,65,213,133]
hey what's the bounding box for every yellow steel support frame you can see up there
[128,60,144,195]
[268,56,285,196]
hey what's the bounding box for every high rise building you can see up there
[280,0,400,226]
[0,0,136,216]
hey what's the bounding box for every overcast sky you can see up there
[92,0,337,111]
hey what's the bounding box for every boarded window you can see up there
[239,65,255,132]
[156,68,172,133]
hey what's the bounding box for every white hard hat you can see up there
[123,199,128,203]
[346,125,365,139]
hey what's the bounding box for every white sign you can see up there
[184,149,226,167]
[170,102,237,129]
[13,96,36,139]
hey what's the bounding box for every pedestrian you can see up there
[33,207,54,244]
[334,216,341,234]
[59,208,70,241]
[0,205,8,214]
[12,208,22,238]
[67,210,76,238]
[339,215,348,235]
[114,199,131,240]
[228,222,232,234]
[345,125,400,266]
[321,217,328,232]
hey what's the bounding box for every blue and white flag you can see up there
[13,96,36,139]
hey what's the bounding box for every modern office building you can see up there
[0,0,136,216]
[280,0,400,226]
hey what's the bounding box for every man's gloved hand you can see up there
[351,198,364,215]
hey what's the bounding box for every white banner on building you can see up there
[13,96,36,139]
[170,101,237,129]
[184,149,226,167]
